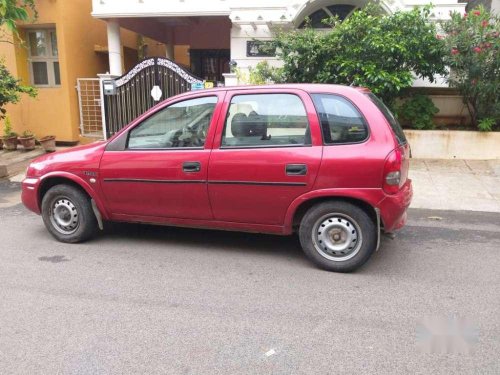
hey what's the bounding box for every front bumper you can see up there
[21,177,41,214]
[377,179,413,232]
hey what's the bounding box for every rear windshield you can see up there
[367,93,407,145]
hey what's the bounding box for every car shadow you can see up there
[98,221,308,263]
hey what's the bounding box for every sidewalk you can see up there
[0,148,45,178]
[409,159,500,212]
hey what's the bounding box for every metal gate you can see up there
[102,57,204,138]
[76,78,104,138]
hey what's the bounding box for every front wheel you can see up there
[41,184,97,243]
[299,201,377,272]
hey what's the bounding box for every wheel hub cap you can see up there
[313,215,362,261]
[50,198,79,235]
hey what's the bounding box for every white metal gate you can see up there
[76,78,104,138]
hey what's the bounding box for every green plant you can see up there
[477,118,496,132]
[0,60,37,120]
[21,129,33,137]
[273,4,446,105]
[0,0,37,42]
[395,95,439,130]
[2,115,16,137]
[248,61,283,85]
[441,6,500,129]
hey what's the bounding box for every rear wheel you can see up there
[41,184,97,243]
[299,201,377,272]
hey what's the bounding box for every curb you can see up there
[0,148,45,178]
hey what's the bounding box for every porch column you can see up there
[165,44,174,60]
[107,19,123,76]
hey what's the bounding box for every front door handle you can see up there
[286,164,307,176]
[183,161,201,173]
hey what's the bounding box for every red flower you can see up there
[482,20,488,27]
[464,13,468,18]
[451,48,459,55]
[473,10,481,16]
[473,46,482,53]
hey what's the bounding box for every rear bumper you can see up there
[377,179,413,232]
[21,177,41,214]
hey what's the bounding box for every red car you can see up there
[22,84,412,272]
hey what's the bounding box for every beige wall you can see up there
[406,130,500,159]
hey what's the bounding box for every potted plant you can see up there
[18,130,36,151]
[39,135,56,152]
[2,116,18,151]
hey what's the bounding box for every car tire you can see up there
[41,184,97,243]
[299,201,377,272]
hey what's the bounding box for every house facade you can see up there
[92,0,466,79]
[1,0,165,143]
[2,0,467,143]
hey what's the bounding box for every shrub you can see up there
[0,60,37,120]
[441,6,500,129]
[273,4,446,105]
[248,61,283,85]
[395,95,439,130]
[478,118,496,132]
[2,115,16,137]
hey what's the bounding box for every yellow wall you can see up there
[0,0,147,142]
[0,0,181,142]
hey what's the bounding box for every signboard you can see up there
[191,82,204,91]
[150,85,162,101]
[246,41,276,57]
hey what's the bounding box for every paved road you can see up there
[0,191,499,374]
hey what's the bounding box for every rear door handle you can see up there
[286,164,307,176]
[183,161,201,173]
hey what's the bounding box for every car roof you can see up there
[179,83,371,97]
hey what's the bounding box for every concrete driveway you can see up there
[0,200,499,374]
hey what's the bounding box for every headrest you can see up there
[231,112,267,138]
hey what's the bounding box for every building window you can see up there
[27,29,60,87]
[299,4,358,28]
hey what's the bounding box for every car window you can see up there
[366,93,407,145]
[127,96,217,149]
[311,94,368,144]
[221,93,310,148]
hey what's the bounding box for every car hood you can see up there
[27,141,107,177]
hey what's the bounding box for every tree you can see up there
[0,0,37,120]
[441,7,500,130]
[0,0,36,41]
[272,4,446,105]
[0,60,36,120]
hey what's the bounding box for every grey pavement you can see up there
[409,159,500,212]
[0,199,499,374]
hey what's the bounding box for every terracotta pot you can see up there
[40,135,56,152]
[2,135,18,151]
[18,136,36,151]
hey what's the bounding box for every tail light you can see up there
[383,147,407,194]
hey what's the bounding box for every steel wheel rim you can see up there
[49,197,79,235]
[312,213,363,262]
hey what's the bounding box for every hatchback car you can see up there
[22,84,412,272]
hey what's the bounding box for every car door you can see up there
[99,93,224,220]
[207,89,323,225]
